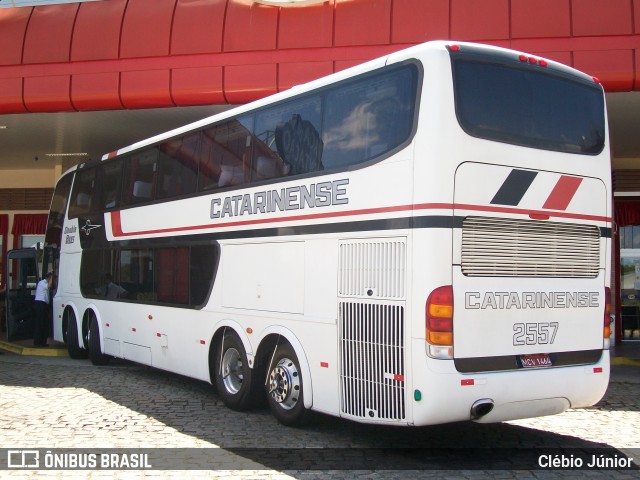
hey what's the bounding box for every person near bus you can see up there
[33,272,53,347]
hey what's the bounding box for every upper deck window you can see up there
[452,56,605,155]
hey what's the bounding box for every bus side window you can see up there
[120,248,155,302]
[190,244,217,306]
[322,66,416,169]
[158,134,199,199]
[198,115,254,191]
[123,148,159,205]
[254,95,322,179]
[98,159,123,210]
[69,167,96,218]
[198,127,222,191]
[155,247,189,304]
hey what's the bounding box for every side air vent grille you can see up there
[338,239,406,299]
[339,302,405,421]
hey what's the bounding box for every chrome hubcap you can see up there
[221,347,244,394]
[268,357,300,410]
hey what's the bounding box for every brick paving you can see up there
[0,352,638,479]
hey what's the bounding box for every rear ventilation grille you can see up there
[338,238,406,299]
[339,302,405,421]
[461,216,600,278]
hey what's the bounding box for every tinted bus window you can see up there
[69,167,96,218]
[453,60,605,154]
[45,172,73,247]
[123,148,159,205]
[99,159,123,210]
[322,66,418,169]
[120,248,154,302]
[190,245,217,306]
[158,134,199,199]
[255,96,322,178]
[198,115,254,191]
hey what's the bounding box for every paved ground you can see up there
[0,349,638,479]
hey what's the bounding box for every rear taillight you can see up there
[426,286,453,359]
[604,287,612,348]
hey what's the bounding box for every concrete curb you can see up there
[0,340,68,357]
[611,356,640,367]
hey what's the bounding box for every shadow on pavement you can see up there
[0,354,636,472]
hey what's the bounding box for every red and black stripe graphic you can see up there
[491,169,538,206]
[491,169,583,211]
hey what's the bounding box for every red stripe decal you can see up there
[109,202,611,238]
[542,176,583,211]
[111,211,124,236]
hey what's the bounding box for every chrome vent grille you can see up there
[461,216,601,278]
[339,302,405,421]
[338,238,406,299]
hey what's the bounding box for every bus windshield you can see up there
[452,58,605,155]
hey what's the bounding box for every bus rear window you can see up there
[452,60,605,155]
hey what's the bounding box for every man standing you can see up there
[33,272,53,347]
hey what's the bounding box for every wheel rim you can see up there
[221,347,244,394]
[268,357,300,410]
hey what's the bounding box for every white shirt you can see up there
[35,278,50,304]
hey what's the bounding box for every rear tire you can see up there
[266,342,308,426]
[88,313,111,366]
[65,310,87,360]
[214,330,261,410]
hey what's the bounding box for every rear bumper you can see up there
[409,339,609,426]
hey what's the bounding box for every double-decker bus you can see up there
[39,41,611,426]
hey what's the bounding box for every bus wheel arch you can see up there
[63,305,87,360]
[208,324,262,411]
[257,332,312,426]
[83,307,111,366]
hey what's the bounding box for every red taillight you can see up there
[604,287,612,339]
[449,44,460,52]
[426,286,453,346]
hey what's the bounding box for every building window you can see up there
[620,226,640,341]
[0,214,6,288]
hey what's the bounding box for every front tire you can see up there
[88,313,111,366]
[266,342,308,426]
[214,330,261,410]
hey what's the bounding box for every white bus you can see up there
[42,41,611,427]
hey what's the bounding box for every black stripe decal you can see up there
[93,214,607,248]
[110,215,465,248]
[491,169,538,206]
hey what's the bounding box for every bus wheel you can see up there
[88,313,111,366]
[214,331,259,411]
[65,310,87,360]
[266,342,308,426]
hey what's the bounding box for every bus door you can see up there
[5,248,40,341]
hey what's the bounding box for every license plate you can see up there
[519,353,552,368]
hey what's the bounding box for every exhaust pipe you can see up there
[470,399,494,420]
